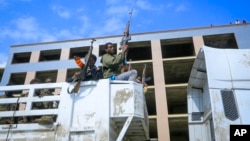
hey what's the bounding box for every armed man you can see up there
[101,42,138,81]
[27,78,54,124]
[67,54,103,82]
[0,84,19,124]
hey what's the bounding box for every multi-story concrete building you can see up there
[1,23,250,141]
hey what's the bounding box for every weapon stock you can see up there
[141,64,152,84]
[141,64,147,84]
[141,64,152,93]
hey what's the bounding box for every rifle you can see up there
[128,59,132,70]
[141,64,147,84]
[67,39,96,94]
[141,64,152,85]
[120,9,133,66]
[141,64,153,93]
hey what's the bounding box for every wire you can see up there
[6,97,20,141]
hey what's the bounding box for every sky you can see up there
[0,0,249,67]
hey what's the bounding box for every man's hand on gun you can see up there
[122,44,129,52]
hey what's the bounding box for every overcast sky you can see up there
[0,0,249,67]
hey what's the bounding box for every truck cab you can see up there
[187,46,250,141]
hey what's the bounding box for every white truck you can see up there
[0,79,149,141]
[187,46,250,141]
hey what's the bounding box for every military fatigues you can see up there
[0,104,17,124]
[31,89,55,124]
[101,51,126,79]
[85,65,103,81]
[0,95,18,124]
[32,89,53,109]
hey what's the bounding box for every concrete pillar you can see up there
[151,40,170,141]
[192,36,204,55]
[23,71,36,110]
[92,43,99,57]
[55,69,67,94]
[24,71,36,84]
[60,48,70,60]
[29,51,40,63]
[56,69,67,83]
[24,51,40,84]
[116,42,122,55]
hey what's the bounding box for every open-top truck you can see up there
[0,79,149,141]
[187,46,250,141]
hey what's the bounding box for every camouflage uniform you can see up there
[0,95,18,124]
[32,89,53,109]
[0,104,16,124]
[31,89,54,124]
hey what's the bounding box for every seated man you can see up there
[67,54,103,82]
[0,83,20,124]
[84,54,103,81]
[27,78,54,124]
[101,42,137,81]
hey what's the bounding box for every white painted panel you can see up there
[235,90,250,123]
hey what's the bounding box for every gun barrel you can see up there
[119,9,133,50]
